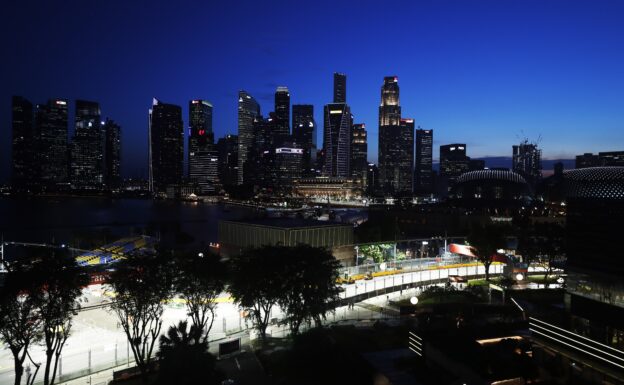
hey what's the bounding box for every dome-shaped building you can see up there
[450,169,531,208]
[564,167,624,200]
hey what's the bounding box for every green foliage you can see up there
[107,252,173,382]
[157,321,222,385]
[229,245,341,341]
[173,252,225,344]
[359,243,394,264]
[467,223,507,281]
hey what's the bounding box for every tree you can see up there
[107,252,173,383]
[467,224,507,281]
[173,252,225,344]
[0,259,43,385]
[157,321,222,385]
[31,250,89,385]
[229,246,287,342]
[278,245,341,335]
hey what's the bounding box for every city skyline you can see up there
[2,1,624,182]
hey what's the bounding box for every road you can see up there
[0,262,510,385]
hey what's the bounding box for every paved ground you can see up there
[0,263,509,385]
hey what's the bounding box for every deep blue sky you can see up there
[2,0,623,181]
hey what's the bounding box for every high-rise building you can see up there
[292,104,316,177]
[598,151,624,167]
[378,76,408,194]
[575,153,599,169]
[274,87,290,145]
[350,123,368,186]
[37,99,69,188]
[237,91,260,184]
[103,119,121,188]
[217,134,238,187]
[148,98,183,193]
[11,96,36,190]
[243,115,275,187]
[415,128,433,193]
[512,140,542,185]
[333,73,347,103]
[323,103,352,178]
[275,146,303,189]
[439,143,470,185]
[189,100,218,194]
[367,163,379,196]
[70,100,104,190]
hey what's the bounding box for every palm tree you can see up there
[157,321,222,385]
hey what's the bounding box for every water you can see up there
[0,196,258,249]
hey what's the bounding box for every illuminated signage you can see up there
[276,148,303,154]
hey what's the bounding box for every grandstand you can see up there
[75,236,156,267]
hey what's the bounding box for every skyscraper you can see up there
[378,77,413,194]
[189,100,218,194]
[274,87,290,145]
[217,134,238,187]
[237,91,260,184]
[415,128,433,193]
[323,103,352,178]
[148,98,183,193]
[512,140,542,186]
[350,123,368,186]
[11,96,36,190]
[71,100,104,190]
[37,99,69,189]
[103,119,121,188]
[292,104,316,176]
[440,143,470,185]
[333,73,347,103]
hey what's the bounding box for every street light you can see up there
[198,252,204,258]
[410,297,419,305]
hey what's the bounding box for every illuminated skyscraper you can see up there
[237,90,260,184]
[70,100,104,190]
[350,123,368,186]
[103,119,121,188]
[37,98,69,188]
[378,77,413,194]
[323,103,352,178]
[292,104,316,176]
[415,128,433,193]
[11,96,36,190]
[189,100,218,193]
[440,143,470,185]
[217,134,238,187]
[148,98,183,193]
[274,87,290,145]
[333,73,347,103]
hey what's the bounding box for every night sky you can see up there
[2,0,623,182]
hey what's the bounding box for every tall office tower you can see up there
[350,123,368,186]
[415,128,433,193]
[323,103,352,177]
[439,143,470,185]
[70,100,104,190]
[275,146,303,189]
[11,96,36,190]
[148,98,183,193]
[189,100,218,193]
[333,73,347,103]
[217,134,238,187]
[274,87,290,145]
[378,76,403,193]
[366,163,379,196]
[36,99,69,189]
[292,104,316,176]
[103,119,121,188]
[575,153,599,169]
[237,91,260,184]
[512,140,542,185]
[243,116,276,187]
